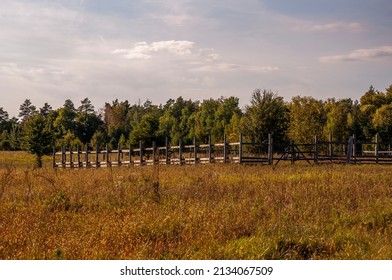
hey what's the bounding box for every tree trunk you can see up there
[36,155,43,168]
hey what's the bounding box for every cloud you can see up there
[113,41,278,74]
[112,40,195,59]
[312,22,365,32]
[191,63,279,73]
[162,14,192,26]
[197,48,221,62]
[294,21,365,32]
[320,46,392,62]
[0,63,68,82]
[145,0,202,27]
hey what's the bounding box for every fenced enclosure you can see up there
[53,133,392,168]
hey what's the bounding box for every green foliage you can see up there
[225,112,243,142]
[8,122,21,150]
[21,114,54,167]
[119,134,127,147]
[3,83,392,154]
[53,107,76,138]
[55,130,82,149]
[373,104,392,141]
[47,190,71,212]
[39,103,53,116]
[213,97,242,142]
[360,85,387,107]
[75,113,103,144]
[0,107,9,131]
[324,98,355,142]
[0,139,12,151]
[78,98,95,114]
[288,96,326,143]
[0,109,19,150]
[104,100,142,145]
[18,99,37,123]
[189,99,219,143]
[358,85,392,140]
[358,104,377,140]
[129,106,162,146]
[90,130,107,150]
[242,89,288,143]
[158,97,198,145]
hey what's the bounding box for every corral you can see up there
[53,133,392,168]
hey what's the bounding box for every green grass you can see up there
[0,151,52,168]
[0,153,391,259]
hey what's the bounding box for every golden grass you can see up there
[0,157,391,259]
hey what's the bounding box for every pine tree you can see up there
[19,99,37,123]
[22,114,54,167]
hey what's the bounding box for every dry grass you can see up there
[0,153,391,259]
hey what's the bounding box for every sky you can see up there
[1,0,392,118]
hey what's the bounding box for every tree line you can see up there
[0,84,392,166]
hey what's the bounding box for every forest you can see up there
[0,84,392,166]
[1,86,392,260]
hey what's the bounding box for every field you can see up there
[0,152,391,260]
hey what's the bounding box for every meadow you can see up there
[0,152,391,260]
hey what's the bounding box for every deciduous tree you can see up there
[373,104,392,141]
[288,96,326,143]
[324,98,354,142]
[242,89,288,143]
[213,97,242,142]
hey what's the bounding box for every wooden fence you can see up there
[52,133,392,168]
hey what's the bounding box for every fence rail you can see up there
[53,133,392,168]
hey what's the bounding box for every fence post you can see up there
[329,132,333,161]
[290,140,295,165]
[139,140,143,166]
[61,147,67,168]
[129,143,132,167]
[268,133,273,165]
[346,136,354,164]
[239,133,243,164]
[314,135,319,164]
[223,134,227,163]
[52,147,56,168]
[375,133,380,164]
[85,144,89,168]
[117,143,121,166]
[193,137,197,164]
[352,134,356,163]
[95,145,99,168]
[77,144,81,168]
[69,147,73,168]
[165,137,170,165]
[208,135,212,163]
[152,141,157,165]
[106,143,110,167]
[179,139,183,165]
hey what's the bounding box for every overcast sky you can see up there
[1,0,392,118]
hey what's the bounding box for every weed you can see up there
[265,238,334,260]
[46,191,71,212]
[54,248,65,260]
[0,166,14,200]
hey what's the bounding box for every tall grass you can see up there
[0,155,391,259]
